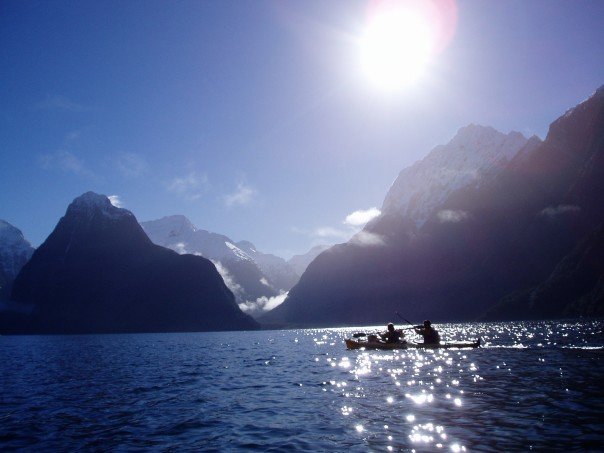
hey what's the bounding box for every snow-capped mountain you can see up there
[0,220,35,299]
[235,241,299,291]
[141,216,299,317]
[141,215,252,262]
[2,192,258,333]
[381,125,537,226]
[287,244,331,277]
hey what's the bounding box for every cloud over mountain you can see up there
[344,207,381,226]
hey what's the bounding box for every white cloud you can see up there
[291,206,385,251]
[437,210,469,223]
[350,230,386,246]
[166,172,209,201]
[539,205,581,218]
[260,277,271,287]
[238,291,288,316]
[39,150,96,179]
[224,182,256,207]
[38,131,101,180]
[115,152,149,178]
[171,242,188,254]
[212,260,244,297]
[344,207,381,227]
[108,195,123,208]
[34,94,85,112]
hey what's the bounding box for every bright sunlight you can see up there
[359,0,455,92]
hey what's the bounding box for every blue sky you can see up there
[1,0,603,258]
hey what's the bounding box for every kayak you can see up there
[345,338,481,350]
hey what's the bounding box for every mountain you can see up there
[287,245,331,277]
[235,240,299,291]
[0,220,35,300]
[141,216,298,317]
[141,215,251,262]
[381,124,533,226]
[1,192,258,334]
[264,86,604,327]
[486,222,604,319]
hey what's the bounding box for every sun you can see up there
[358,1,447,91]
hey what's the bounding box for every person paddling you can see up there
[414,320,440,345]
[379,323,404,344]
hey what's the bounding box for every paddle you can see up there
[395,311,419,328]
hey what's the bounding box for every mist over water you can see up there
[1,320,602,451]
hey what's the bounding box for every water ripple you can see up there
[1,320,603,450]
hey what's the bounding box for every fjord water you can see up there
[1,321,602,451]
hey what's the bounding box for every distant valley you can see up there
[141,215,326,317]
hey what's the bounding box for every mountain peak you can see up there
[460,122,523,137]
[455,123,498,138]
[447,124,524,158]
[236,241,257,253]
[147,215,197,233]
[72,191,112,208]
[381,124,528,225]
[67,192,132,220]
[0,220,31,247]
[5,198,258,333]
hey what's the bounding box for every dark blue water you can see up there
[1,320,603,451]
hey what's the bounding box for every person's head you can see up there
[423,320,431,328]
[387,323,395,332]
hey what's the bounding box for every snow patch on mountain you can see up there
[381,124,530,226]
[141,216,253,263]
[225,241,252,261]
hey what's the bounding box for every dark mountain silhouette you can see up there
[264,86,604,327]
[1,192,258,334]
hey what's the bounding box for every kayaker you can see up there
[415,320,440,345]
[379,323,404,344]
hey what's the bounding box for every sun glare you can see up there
[359,1,456,92]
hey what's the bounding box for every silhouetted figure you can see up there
[415,320,440,344]
[379,322,404,344]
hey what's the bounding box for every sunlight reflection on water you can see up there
[1,320,602,451]
[312,320,604,451]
